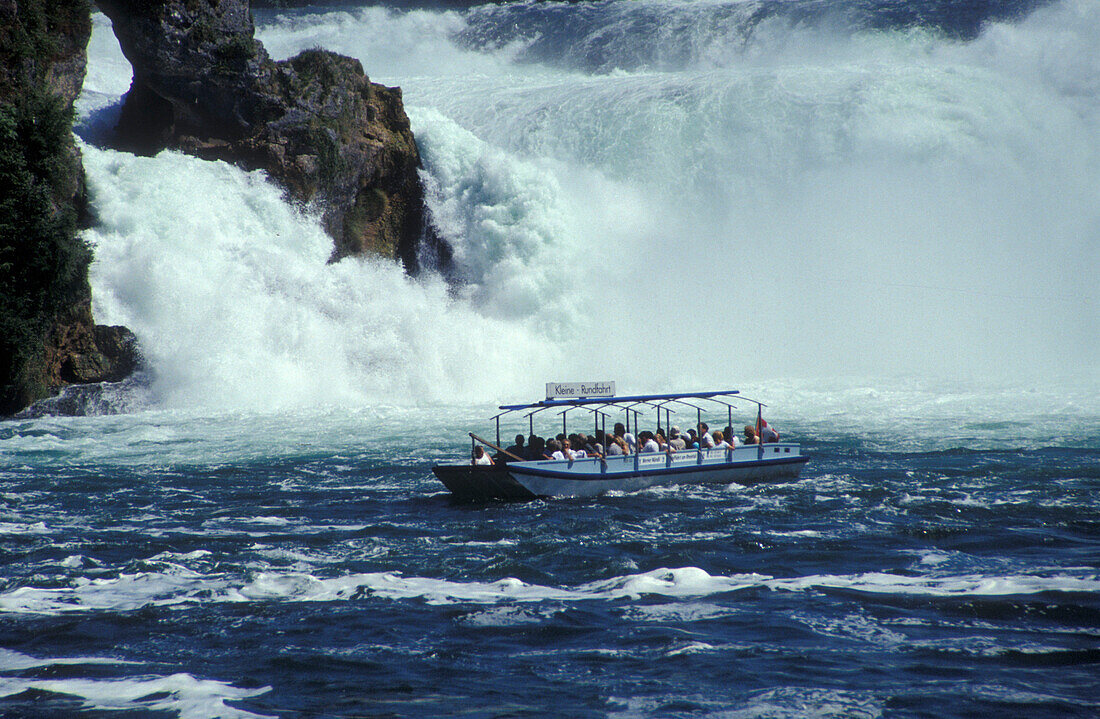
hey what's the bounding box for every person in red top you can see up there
[758,418,780,443]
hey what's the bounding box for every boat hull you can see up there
[434,445,809,500]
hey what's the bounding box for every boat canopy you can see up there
[479,388,773,459]
[498,390,756,413]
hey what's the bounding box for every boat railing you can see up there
[507,443,801,474]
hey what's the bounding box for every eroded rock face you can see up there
[44,306,138,387]
[98,0,426,267]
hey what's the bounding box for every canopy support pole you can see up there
[697,407,703,465]
[757,405,764,460]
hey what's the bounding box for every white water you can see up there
[0,649,272,719]
[2,559,1097,615]
[76,1,1099,414]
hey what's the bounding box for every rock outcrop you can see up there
[98,0,426,267]
[0,0,139,417]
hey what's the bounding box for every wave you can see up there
[2,564,1095,615]
[0,649,271,719]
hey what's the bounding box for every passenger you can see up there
[568,434,588,459]
[504,434,525,461]
[561,438,577,461]
[529,435,547,460]
[473,445,493,466]
[759,419,780,443]
[669,426,687,451]
[583,434,602,458]
[545,439,562,460]
[699,423,715,448]
[687,428,699,449]
[607,435,627,456]
[742,425,759,445]
[639,431,660,453]
[654,429,669,451]
[720,427,742,448]
[611,422,634,452]
[713,430,738,450]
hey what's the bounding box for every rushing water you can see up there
[3,0,1100,716]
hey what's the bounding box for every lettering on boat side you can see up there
[545,381,616,400]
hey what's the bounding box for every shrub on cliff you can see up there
[0,86,92,413]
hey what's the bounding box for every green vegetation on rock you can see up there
[0,0,106,415]
[0,85,92,414]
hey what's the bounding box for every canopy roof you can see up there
[497,390,759,415]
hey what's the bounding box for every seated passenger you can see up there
[473,446,493,466]
[699,423,715,448]
[723,426,738,446]
[759,419,780,443]
[504,434,525,461]
[639,431,660,453]
[669,427,687,451]
[742,425,759,445]
[713,430,739,449]
[607,435,627,456]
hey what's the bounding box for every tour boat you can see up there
[433,385,809,500]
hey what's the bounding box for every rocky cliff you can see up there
[0,0,137,416]
[98,0,427,267]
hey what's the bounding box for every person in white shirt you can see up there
[713,431,738,450]
[607,435,627,455]
[639,431,660,453]
[473,446,493,466]
[699,423,715,448]
[720,426,742,448]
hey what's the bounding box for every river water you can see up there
[3,0,1099,716]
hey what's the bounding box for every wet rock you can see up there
[98,0,427,267]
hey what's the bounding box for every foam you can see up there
[0,649,269,719]
[2,566,1095,616]
[0,648,132,672]
[0,672,271,719]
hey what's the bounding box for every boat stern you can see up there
[431,465,539,501]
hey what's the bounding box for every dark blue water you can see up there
[1,414,1097,717]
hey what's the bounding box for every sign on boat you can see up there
[433,386,809,500]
